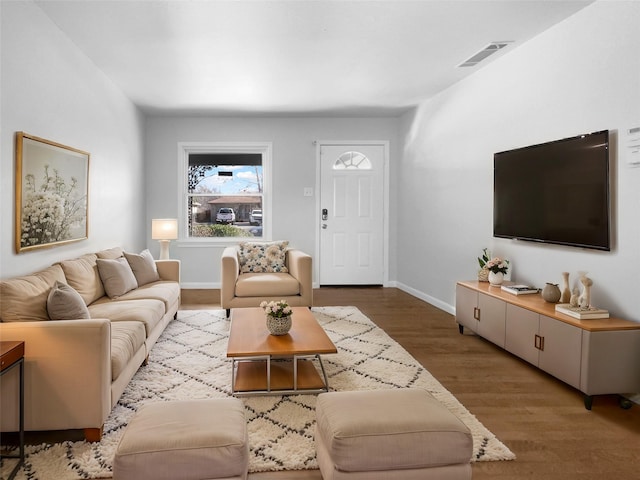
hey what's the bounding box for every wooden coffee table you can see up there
[227,307,337,396]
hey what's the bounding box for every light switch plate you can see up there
[626,126,640,167]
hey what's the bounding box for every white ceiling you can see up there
[35,0,593,116]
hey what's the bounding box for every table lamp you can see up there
[151,218,178,260]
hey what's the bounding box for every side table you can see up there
[0,341,25,480]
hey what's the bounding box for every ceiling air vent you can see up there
[458,41,512,67]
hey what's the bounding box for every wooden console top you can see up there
[457,281,640,332]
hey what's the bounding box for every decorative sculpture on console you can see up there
[560,272,571,303]
[570,288,580,307]
[578,274,593,309]
[556,272,609,320]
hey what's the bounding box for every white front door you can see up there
[319,144,385,285]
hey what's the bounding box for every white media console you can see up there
[456,280,640,409]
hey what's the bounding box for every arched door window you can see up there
[333,151,372,170]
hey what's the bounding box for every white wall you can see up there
[397,0,640,321]
[145,116,400,287]
[5,0,636,323]
[0,1,145,278]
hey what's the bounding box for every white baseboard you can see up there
[180,281,456,318]
[394,281,455,316]
[181,282,219,289]
[182,282,321,289]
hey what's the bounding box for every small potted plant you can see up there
[260,300,293,335]
[485,257,509,286]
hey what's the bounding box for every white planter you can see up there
[488,271,504,286]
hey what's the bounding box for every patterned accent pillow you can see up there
[239,241,289,274]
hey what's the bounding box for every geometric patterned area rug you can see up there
[2,306,514,479]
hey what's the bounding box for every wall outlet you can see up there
[303,187,313,197]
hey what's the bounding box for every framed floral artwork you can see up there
[15,132,90,253]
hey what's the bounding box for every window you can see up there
[180,142,271,240]
[333,151,372,170]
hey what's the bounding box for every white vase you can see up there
[488,271,504,286]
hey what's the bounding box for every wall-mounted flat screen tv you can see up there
[493,130,610,251]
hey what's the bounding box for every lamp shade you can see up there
[151,219,178,240]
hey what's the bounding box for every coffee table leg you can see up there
[293,356,298,391]
[317,355,329,391]
[231,359,237,394]
[266,355,271,393]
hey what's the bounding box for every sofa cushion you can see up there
[239,241,289,274]
[59,253,105,305]
[235,273,300,297]
[47,281,91,320]
[111,321,146,381]
[115,281,180,312]
[88,299,165,336]
[97,258,138,298]
[0,264,67,322]
[124,249,160,286]
[96,247,124,260]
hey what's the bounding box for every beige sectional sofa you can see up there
[0,247,180,441]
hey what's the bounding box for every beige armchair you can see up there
[221,245,313,317]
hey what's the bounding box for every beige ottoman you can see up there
[315,389,473,480]
[113,398,248,480]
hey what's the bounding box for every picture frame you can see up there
[15,132,90,253]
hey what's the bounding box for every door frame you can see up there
[314,140,390,287]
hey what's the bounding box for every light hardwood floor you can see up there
[184,286,640,480]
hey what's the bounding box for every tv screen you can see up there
[493,130,610,251]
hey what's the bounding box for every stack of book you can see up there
[554,303,610,319]
[500,284,539,295]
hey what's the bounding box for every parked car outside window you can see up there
[183,143,269,240]
[249,209,262,225]
[216,207,236,224]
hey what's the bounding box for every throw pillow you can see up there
[0,264,67,322]
[47,281,91,320]
[59,253,106,305]
[96,257,138,298]
[124,249,160,286]
[96,247,124,259]
[239,241,289,274]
